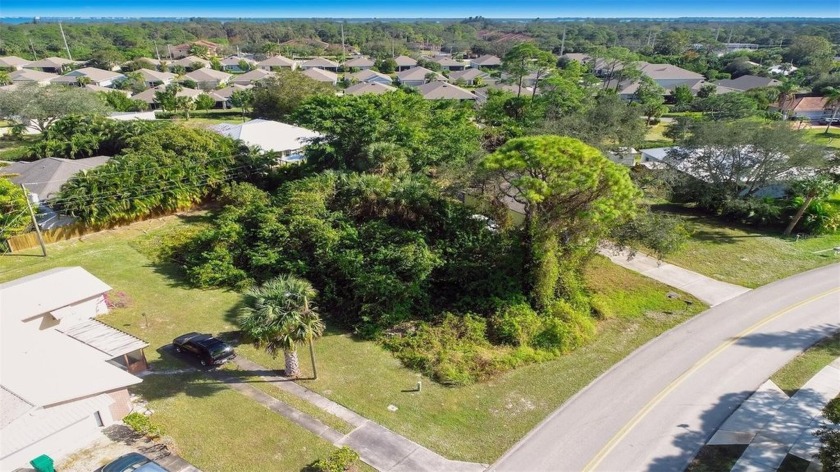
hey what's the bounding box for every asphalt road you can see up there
[492,263,840,472]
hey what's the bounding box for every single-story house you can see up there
[349,69,393,85]
[431,56,467,71]
[416,81,476,100]
[715,75,782,91]
[636,62,705,90]
[0,267,149,470]
[302,67,338,85]
[169,40,221,59]
[394,55,417,72]
[470,54,502,69]
[473,83,534,103]
[50,67,125,88]
[449,68,488,86]
[230,68,273,86]
[344,82,397,96]
[771,96,836,122]
[344,56,375,70]
[1,156,112,228]
[300,57,340,72]
[183,68,232,88]
[170,55,210,70]
[84,84,129,95]
[220,55,257,73]
[210,119,322,164]
[23,57,78,74]
[212,83,253,108]
[128,57,162,69]
[9,69,59,85]
[257,55,297,71]
[396,66,446,87]
[135,68,177,87]
[0,56,31,71]
[132,85,203,108]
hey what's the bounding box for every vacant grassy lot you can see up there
[0,214,707,464]
[800,126,840,149]
[771,333,840,396]
[658,207,840,288]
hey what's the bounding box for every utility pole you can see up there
[340,22,346,63]
[714,26,721,42]
[559,25,567,57]
[20,184,46,257]
[726,28,733,44]
[58,22,72,61]
[154,41,161,62]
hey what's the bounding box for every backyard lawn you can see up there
[659,207,840,288]
[0,213,708,464]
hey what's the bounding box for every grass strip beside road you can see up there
[771,333,840,396]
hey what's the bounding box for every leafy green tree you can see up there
[88,48,125,71]
[784,176,838,236]
[634,78,667,125]
[252,71,334,121]
[239,274,325,378]
[785,35,832,67]
[610,210,689,259]
[0,83,111,132]
[188,44,210,59]
[0,70,11,86]
[696,84,717,98]
[195,93,216,110]
[100,90,148,112]
[502,42,555,97]
[0,178,31,243]
[775,81,799,118]
[174,95,196,120]
[210,57,223,71]
[816,397,840,472]
[375,57,397,74]
[238,59,254,72]
[482,135,640,308]
[230,89,254,120]
[673,84,694,109]
[154,83,180,111]
[694,92,759,120]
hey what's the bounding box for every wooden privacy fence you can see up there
[5,224,89,253]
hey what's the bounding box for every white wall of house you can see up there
[0,414,104,471]
[400,79,425,87]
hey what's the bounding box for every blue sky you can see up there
[2,0,838,18]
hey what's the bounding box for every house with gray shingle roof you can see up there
[396,66,446,87]
[170,55,210,70]
[50,67,126,88]
[344,56,375,70]
[350,69,393,85]
[231,68,273,85]
[183,68,232,88]
[0,56,31,71]
[345,82,397,96]
[9,69,58,85]
[220,56,257,73]
[23,57,79,74]
[394,55,417,72]
[431,56,467,71]
[416,81,476,100]
[135,68,177,87]
[132,85,204,107]
[715,75,782,91]
[470,54,501,69]
[257,55,297,71]
[449,68,488,86]
[302,67,338,85]
[301,57,340,72]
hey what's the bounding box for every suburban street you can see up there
[492,263,840,472]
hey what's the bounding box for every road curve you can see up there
[492,263,840,472]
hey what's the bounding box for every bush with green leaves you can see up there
[122,412,164,438]
[27,115,165,160]
[310,447,360,472]
[816,397,840,472]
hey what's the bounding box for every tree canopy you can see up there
[0,84,111,132]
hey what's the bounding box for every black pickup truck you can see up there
[172,332,236,366]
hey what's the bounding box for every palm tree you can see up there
[239,274,325,378]
[822,87,840,135]
[775,81,798,119]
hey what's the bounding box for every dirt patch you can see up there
[57,425,179,472]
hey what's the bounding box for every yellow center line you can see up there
[582,286,840,472]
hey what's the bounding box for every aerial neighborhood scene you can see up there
[0,0,839,471]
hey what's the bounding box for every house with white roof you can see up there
[0,267,148,470]
[135,68,177,87]
[210,119,322,164]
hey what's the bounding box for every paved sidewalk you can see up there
[599,246,750,306]
[215,357,486,472]
[708,357,840,472]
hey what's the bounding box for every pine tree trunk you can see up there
[284,350,301,378]
[784,195,814,236]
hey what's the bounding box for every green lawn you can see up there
[659,207,840,288]
[133,374,338,472]
[0,214,708,464]
[771,333,840,396]
[800,127,840,149]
